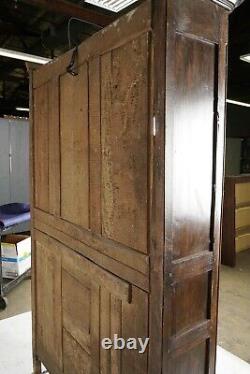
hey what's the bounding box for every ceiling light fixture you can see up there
[0,48,51,65]
[240,54,250,63]
[85,0,138,13]
[226,99,250,108]
[16,107,30,112]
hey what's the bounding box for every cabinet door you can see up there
[62,245,149,374]
[34,230,149,374]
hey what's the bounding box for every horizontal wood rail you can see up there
[169,320,211,358]
[173,251,214,283]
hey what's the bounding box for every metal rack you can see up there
[0,203,31,310]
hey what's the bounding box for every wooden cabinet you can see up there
[31,0,231,373]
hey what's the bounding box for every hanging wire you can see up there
[66,45,79,76]
[67,17,101,50]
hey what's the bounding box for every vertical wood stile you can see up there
[89,57,102,234]
[148,0,166,373]
[49,77,61,216]
[208,11,229,374]
[110,296,122,374]
[100,288,111,374]
[91,283,100,374]
[29,66,41,374]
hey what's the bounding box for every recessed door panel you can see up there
[60,63,89,229]
[164,0,225,371]
[173,34,215,259]
[101,35,149,254]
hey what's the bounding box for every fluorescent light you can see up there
[226,99,250,108]
[240,54,250,63]
[16,107,30,112]
[85,0,139,12]
[0,48,51,65]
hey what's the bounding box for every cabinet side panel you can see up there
[163,0,228,372]
[173,35,215,259]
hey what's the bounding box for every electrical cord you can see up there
[67,17,101,49]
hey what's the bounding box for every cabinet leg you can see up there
[33,356,41,374]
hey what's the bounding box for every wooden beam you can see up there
[0,23,40,37]
[0,74,27,83]
[21,0,116,27]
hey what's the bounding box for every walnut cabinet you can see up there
[31,0,233,373]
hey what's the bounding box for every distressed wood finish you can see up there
[60,64,89,228]
[31,1,230,373]
[163,1,228,373]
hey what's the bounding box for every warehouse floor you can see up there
[0,311,249,374]
[0,278,31,321]
[0,311,32,374]
[218,249,250,363]
[0,254,250,373]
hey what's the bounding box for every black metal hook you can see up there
[66,45,78,76]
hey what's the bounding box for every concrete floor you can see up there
[0,312,33,374]
[0,278,31,321]
[217,346,250,374]
[0,312,250,374]
[218,248,250,363]
[0,312,249,374]
[0,254,250,371]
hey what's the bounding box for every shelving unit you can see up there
[222,175,250,266]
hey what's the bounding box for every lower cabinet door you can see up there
[34,231,149,374]
[35,235,63,374]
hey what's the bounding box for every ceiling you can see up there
[0,0,141,116]
[0,0,248,117]
[226,0,250,137]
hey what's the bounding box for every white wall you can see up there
[225,137,242,176]
[0,117,29,232]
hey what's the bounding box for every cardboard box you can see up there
[1,235,31,279]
